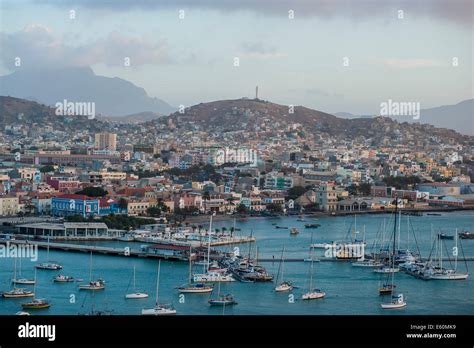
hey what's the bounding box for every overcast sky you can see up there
[1,0,472,114]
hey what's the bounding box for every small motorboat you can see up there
[381,294,406,309]
[15,311,31,316]
[352,260,383,268]
[53,274,75,283]
[379,284,396,295]
[275,281,293,292]
[304,224,321,229]
[21,298,51,309]
[374,267,400,274]
[78,280,105,290]
[141,304,176,315]
[275,226,289,229]
[458,231,474,239]
[35,262,62,270]
[208,294,237,306]
[290,228,299,236]
[177,283,214,293]
[438,233,454,240]
[302,289,326,300]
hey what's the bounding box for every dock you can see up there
[2,240,473,262]
[0,240,186,261]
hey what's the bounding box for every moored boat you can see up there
[208,294,237,306]
[21,298,51,310]
[125,266,148,299]
[2,288,34,298]
[142,260,177,315]
[12,278,35,285]
[304,224,321,229]
[35,262,62,270]
[380,294,406,309]
[53,274,75,283]
[79,280,105,290]
[458,231,474,239]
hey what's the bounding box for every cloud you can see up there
[384,58,442,69]
[288,88,344,99]
[0,25,172,69]
[241,41,284,59]
[29,0,473,27]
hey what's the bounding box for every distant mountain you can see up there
[334,112,375,119]
[417,100,473,136]
[0,66,175,116]
[335,99,473,135]
[156,98,471,144]
[0,96,108,132]
[98,111,163,124]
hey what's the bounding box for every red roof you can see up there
[54,194,96,200]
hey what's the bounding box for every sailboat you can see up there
[2,258,35,298]
[125,265,149,299]
[304,232,320,262]
[78,252,105,290]
[422,229,469,280]
[21,269,51,309]
[12,257,35,285]
[35,237,62,270]
[274,246,293,292]
[141,261,176,315]
[374,212,400,274]
[178,247,214,293]
[381,200,406,309]
[193,214,235,283]
[208,281,237,306]
[302,237,325,300]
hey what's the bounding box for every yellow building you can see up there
[0,196,19,216]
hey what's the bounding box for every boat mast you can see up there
[454,229,458,272]
[281,246,285,281]
[207,215,213,272]
[439,230,443,269]
[155,261,161,306]
[132,265,136,291]
[32,268,37,299]
[391,200,398,285]
[188,246,192,285]
[308,239,314,291]
[397,209,401,252]
[47,236,50,261]
[13,256,17,281]
[89,251,92,282]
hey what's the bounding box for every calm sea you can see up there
[1,211,473,315]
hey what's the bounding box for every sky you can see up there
[0,0,472,114]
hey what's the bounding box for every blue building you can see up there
[51,194,100,217]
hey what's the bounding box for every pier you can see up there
[0,240,186,261]
[3,240,472,263]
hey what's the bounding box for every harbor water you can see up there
[1,212,473,315]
